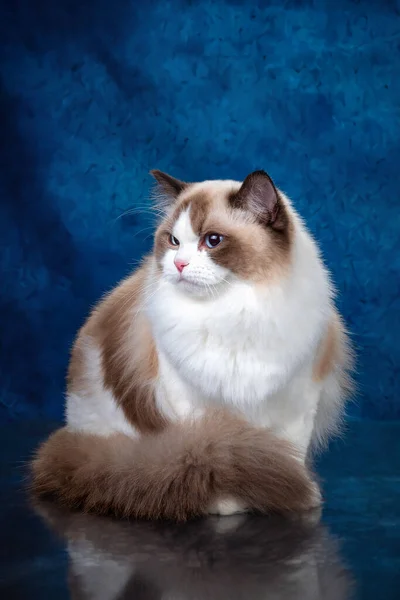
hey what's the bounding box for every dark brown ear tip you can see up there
[244,170,278,194]
[250,169,269,176]
[247,169,274,182]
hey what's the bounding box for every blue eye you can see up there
[169,234,180,246]
[205,233,224,248]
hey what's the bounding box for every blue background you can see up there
[0,0,399,422]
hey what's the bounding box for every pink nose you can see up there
[174,258,189,273]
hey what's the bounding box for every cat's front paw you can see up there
[207,497,248,516]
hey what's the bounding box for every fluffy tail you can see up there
[31,411,320,522]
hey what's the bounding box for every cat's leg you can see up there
[272,377,323,461]
[156,351,206,421]
[208,497,248,516]
[280,406,318,460]
[280,409,323,508]
[264,380,323,507]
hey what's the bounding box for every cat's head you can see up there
[151,170,293,297]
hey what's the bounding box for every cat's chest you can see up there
[149,287,280,404]
[161,321,264,402]
[163,311,258,363]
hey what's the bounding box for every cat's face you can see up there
[152,170,293,297]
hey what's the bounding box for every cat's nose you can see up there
[174,258,189,273]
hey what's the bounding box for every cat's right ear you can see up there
[150,170,187,206]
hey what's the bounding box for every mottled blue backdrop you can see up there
[0,0,399,422]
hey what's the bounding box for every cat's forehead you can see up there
[170,180,242,238]
[173,209,198,243]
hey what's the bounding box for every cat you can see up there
[31,169,353,521]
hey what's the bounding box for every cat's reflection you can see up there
[34,501,353,600]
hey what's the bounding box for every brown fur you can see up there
[204,217,289,280]
[31,410,320,522]
[154,223,173,264]
[313,312,353,384]
[68,263,167,434]
[313,320,339,382]
[67,327,90,395]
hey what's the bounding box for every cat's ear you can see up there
[230,170,288,231]
[150,170,187,205]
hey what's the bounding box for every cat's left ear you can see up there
[230,170,288,231]
[150,170,188,205]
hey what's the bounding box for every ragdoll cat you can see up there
[31,169,353,521]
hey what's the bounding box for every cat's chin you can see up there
[164,273,229,298]
[176,278,216,298]
[163,274,217,297]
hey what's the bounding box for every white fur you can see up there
[66,340,137,438]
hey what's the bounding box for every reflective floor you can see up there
[1,420,399,599]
